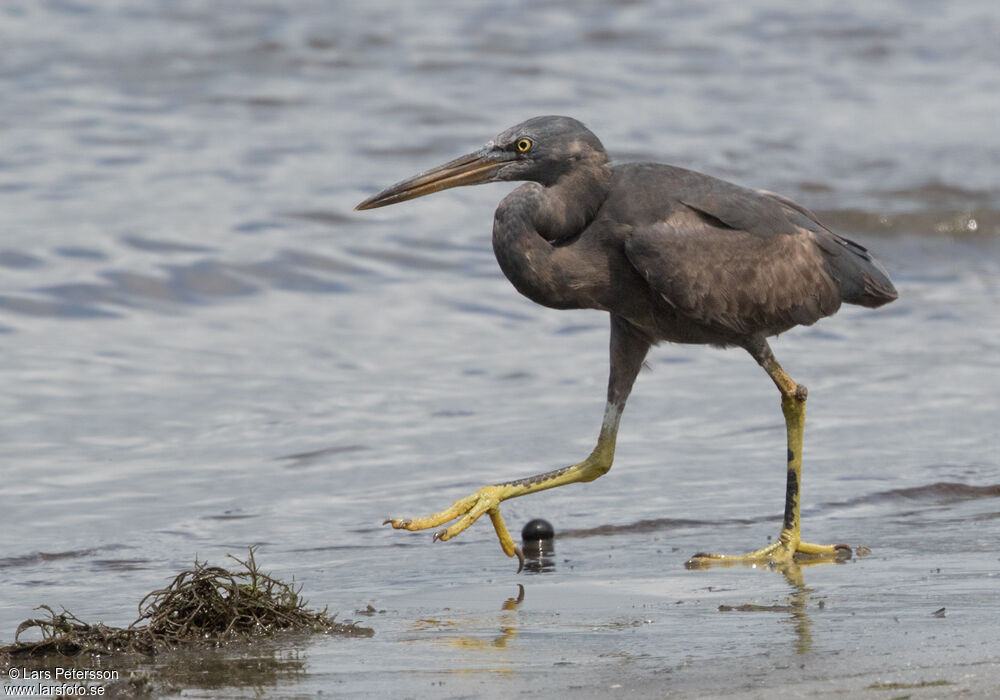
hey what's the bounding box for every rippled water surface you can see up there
[2,1,998,697]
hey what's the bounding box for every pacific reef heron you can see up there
[355,116,897,570]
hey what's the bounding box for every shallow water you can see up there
[2,1,999,697]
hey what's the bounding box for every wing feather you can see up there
[623,203,842,337]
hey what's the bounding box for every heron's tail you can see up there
[816,232,898,308]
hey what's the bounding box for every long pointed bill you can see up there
[355,149,510,211]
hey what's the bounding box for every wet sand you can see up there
[311,482,1000,699]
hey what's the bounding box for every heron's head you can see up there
[355,115,608,210]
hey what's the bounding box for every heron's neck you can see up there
[533,164,612,243]
[492,164,614,312]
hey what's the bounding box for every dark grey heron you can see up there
[356,116,897,570]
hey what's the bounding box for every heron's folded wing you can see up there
[623,202,842,337]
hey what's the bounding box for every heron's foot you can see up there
[384,485,525,571]
[684,531,851,570]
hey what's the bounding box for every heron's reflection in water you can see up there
[409,585,526,673]
[783,562,817,655]
[713,558,846,655]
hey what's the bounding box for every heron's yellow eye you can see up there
[516,138,532,153]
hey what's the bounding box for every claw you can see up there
[514,546,525,574]
[433,529,446,542]
[684,553,723,570]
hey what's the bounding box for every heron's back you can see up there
[604,163,897,341]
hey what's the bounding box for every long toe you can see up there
[381,485,517,556]
[685,536,851,569]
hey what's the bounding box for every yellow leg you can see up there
[685,354,851,569]
[385,402,623,566]
[386,315,651,569]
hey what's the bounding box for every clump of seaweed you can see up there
[0,548,371,663]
